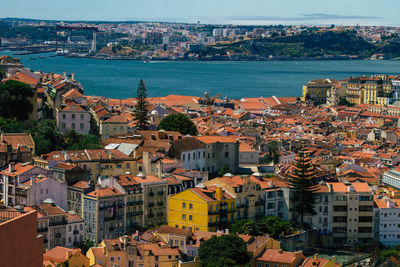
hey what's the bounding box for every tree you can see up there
[217,165,232,177]
[30,120,64,155]
[133,79,149,130]
[199,234,251,267]
[63,130,101,150]
[256,216,293,239]
[262,140,280,164]
[157,113,197,135]
[287,142,318,226]
[0,80,34,121]
[78,240,95,254]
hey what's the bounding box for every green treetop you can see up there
[287,142,318,226]
[133,79,149,130]
[157,113,197,135]
[198,234,251,267]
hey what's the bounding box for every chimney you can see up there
[71,72,75,80]
[63,72,66,77]
[8,163,15,173]
[331,256,336,263]
[314,254,318,260]
[215,187,223,200]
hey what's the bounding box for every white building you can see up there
[169,137,206,171]
[374,198,400,246]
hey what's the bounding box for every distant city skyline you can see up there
[1,0,399,26]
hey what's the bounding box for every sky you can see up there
[1,0,399,26]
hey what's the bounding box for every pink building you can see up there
[57,103,91,135]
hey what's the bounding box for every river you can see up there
[2,51,400,99]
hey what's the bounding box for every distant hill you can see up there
[200,31,378,59]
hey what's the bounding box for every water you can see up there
[3,51,400,99]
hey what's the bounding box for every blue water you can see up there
[3,51,400,99]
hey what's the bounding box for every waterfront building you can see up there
[345,76,369,105]
[302,79,338,105]
[168,186,235,232]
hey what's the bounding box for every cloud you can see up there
[223,13,380,22]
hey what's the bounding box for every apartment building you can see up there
[329,182,374,245]
[57,103,91,135]
[169,137,206,171]
[346,76,368,105]
[168,186,235,232]
[83,187,125,243]
[0,163,54,207]
[99,115,129,141]
[67,180,95,217]
[40,149,137,179]
[302,79,337,105]
[204,174,264,221]
[382,168,400,190]
[66,212,85,248]
[195,136,239,174]
[374,197,400,246]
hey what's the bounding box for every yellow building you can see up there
[43,246,90,267]
[301,79,338,105]
[168,186,235,232]
[346,76,368,105]
[99,115,129,141]
[204,174,264,220]
[365,75,393,105]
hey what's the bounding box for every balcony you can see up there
[73,230,79,235]
[38,227,48,233]
[157,191,164,196]
[49,219,67,227]
[157,201,164,206]
[148,203,154,208]
[148,192,154,197]
[149,214,154,218]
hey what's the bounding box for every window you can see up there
[80,123,84,129]
[182,203,186,209]
[189,215,192,221]
[110,257,115,262]
[182,214,186,220]
[72,114,75,120]
[80,114,84,120]
[62,123,66,129]
[120,126,124,131]
[225,151,229,158]
[71,123,75,129]
[126,163,130,168]
[189,203,193,210]
[62,114,66,120]
[182,154,185,161]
